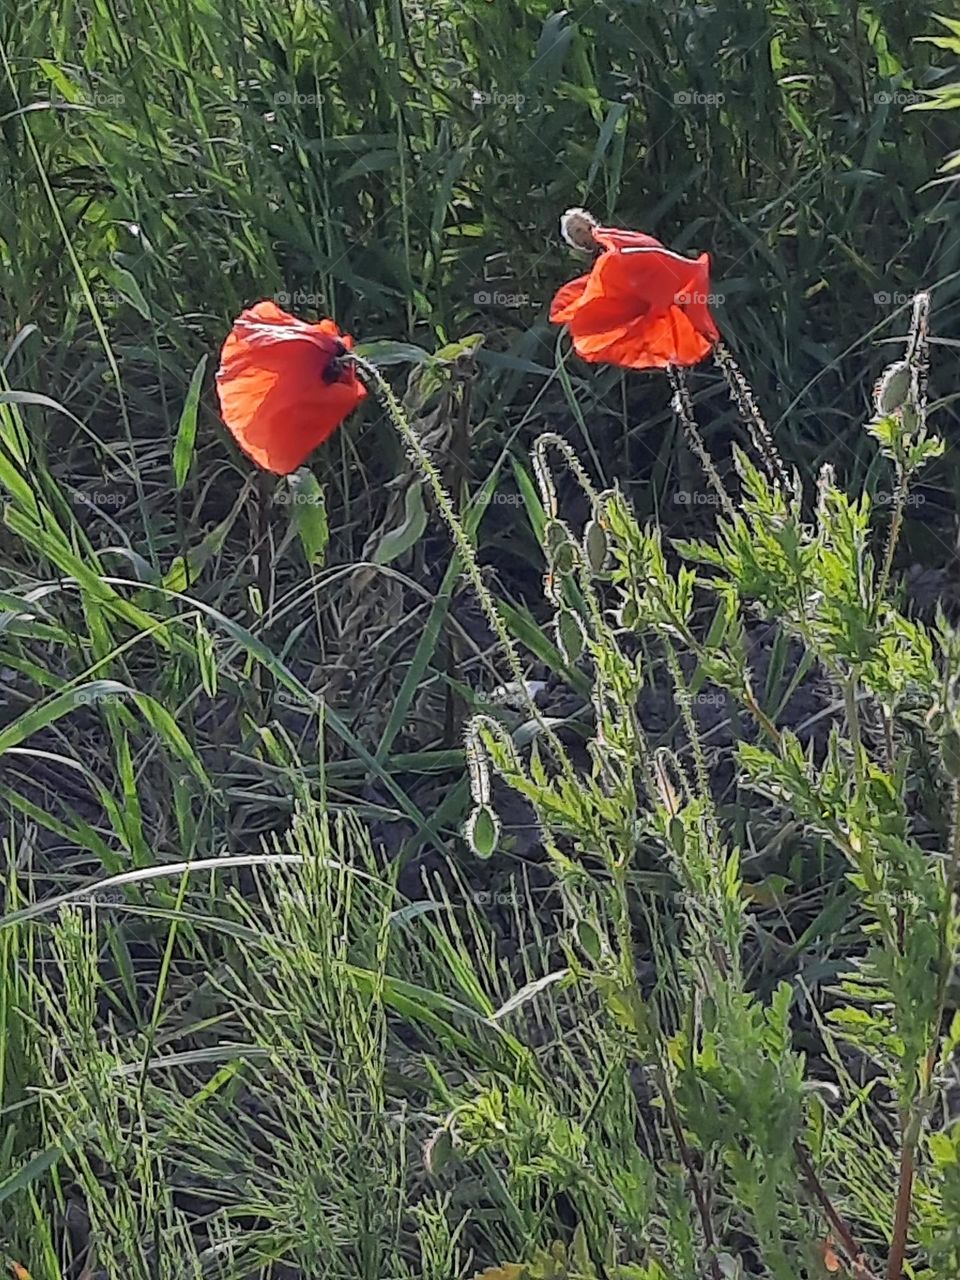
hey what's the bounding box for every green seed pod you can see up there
[544,518,577,575]
[544,518,569,556]
[465,804,500,858]
[583,517,608,573]
[554,541,576,575]
[668,815,686,855]
[900,402,919,436]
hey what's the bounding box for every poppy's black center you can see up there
[322,339,348,384]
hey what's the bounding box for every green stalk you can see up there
[351,355,573,775]
[844,674,867,795]
[872,464,908,625]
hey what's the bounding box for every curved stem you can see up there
[351,355,573,774]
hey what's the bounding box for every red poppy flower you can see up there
[550,222,720,370]
[216,300,366,474]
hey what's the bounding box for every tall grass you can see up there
[2,2,960,1275]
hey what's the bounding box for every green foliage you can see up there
[455,292,958,1278]
[2,2,960,1277]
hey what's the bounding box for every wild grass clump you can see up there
[2,289,958,1280]
[2,4,960,1276]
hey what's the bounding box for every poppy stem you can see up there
[713,341,792,493]
[350,354,575,777]
[666,366,735,519]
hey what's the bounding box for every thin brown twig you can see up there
[660,1070,723,1280]
[886,1131,914,1280]
[794,1140,880,1280]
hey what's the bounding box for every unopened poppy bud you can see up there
[576,920,603,962]
[560,206,600,253]
[465,804,500,858]
[873,360,911,416]
[555,605,586,663]
[618,595,640,630]
[544,518,577,575]
[583,518,608,572]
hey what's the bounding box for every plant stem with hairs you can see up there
[872,463,907,624]
[667,366,735,517]
[713,340,791,491]
[352,354,573,773]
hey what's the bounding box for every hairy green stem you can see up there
[352,355,573,774]
[667,366,735,518]
[873,465,907,625]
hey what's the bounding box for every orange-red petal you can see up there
[550,226,720,369]
[216,303,365,475]
[592,226,664,253]
[549,274,591,323]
